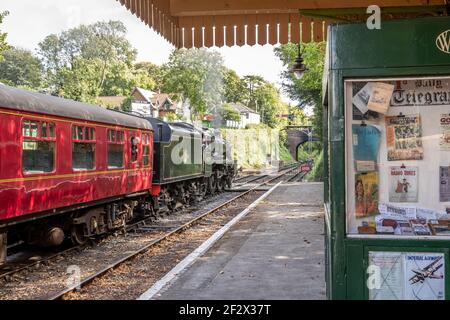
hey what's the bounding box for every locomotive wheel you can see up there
[198,181,208,199]
[226,176,233,189]
[217,178,226,192]
[71,224,88,245]
[208,176,217,194]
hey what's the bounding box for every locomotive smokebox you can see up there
[28,227,65,247]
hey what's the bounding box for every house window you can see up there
[72,126,96,170]
[22,120,56,174]
[107,129,124,169]
[142,133,151,167]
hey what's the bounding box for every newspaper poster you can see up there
[368,252,404,300]
[352,83,372,114]
[404,253,445,300]
[385,114,424,161]
[378,203,417,220]
[352,124,381,172]
[355,172,379,218]
[389,166,418,203]
[440,167,450,202]
[440,114,450,151]
[368,82,395,114]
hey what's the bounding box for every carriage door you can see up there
[128,131,140,189]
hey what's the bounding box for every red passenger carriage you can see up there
[0,85,154,264]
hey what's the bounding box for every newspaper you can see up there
[378,202,417,220]
[385,114,424,161]
[389,166,418,203]
[352,83,372,114]
[368,82,395,114]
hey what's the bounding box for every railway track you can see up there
[287,171,309,183]
[48,165,299,300]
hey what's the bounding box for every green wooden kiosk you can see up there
[324,16,450,300]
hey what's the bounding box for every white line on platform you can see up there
[137,182,282,301]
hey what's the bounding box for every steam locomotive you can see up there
[0,84,237,265]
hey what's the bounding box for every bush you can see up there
[307,150,324,182]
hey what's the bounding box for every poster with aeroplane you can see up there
[404,253,445,300]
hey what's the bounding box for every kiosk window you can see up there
[345,77,450,238]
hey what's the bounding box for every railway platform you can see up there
[145,182,325,300]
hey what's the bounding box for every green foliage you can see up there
[275,42,326,142]
[165,113,182,122]
[223,69,246,103]
[0,48,42,89]
[58,58,103,103]
[307,150,324,182]
[120,96,132,112]
[134,62,166,91]
[38,20,137,101]
[279,144,294,162]
[163,48,225,117]
[0,11,11,62]
[221,103,241,122]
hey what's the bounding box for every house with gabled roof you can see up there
[227,103,261,128]
[130,87,185,120]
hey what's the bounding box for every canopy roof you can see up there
[118,0,449,48]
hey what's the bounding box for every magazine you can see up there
[409,219,432,236]
[385,114,424,161]
[440,167,450,202]
[389,166,418,203]
[439,114,450,151]
[404,253,445,300]
[352,124,381,172]
[355,172,379,218]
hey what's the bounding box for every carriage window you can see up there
[107,129,124,169]
[22,120,56,174]
[130,137,138,163]
[72,125,96,170]
[142,133,150,166]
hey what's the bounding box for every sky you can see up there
[1,0,293,103]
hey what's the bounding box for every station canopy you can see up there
[118,0,449,48]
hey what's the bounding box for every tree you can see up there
[0,48,42,89]
[0,11,11,62]
[163,48,225,118]
[274,42,326,141]
[221,104,241,122]
[134,62,166,91]
[38,20,138,100]
[58,58,103,103]
[223,69,246,104]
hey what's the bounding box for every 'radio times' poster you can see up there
[389,166,418,203]
[404,253,445,300]
[385,114,424,161]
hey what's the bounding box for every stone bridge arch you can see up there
[284,126,320,161]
